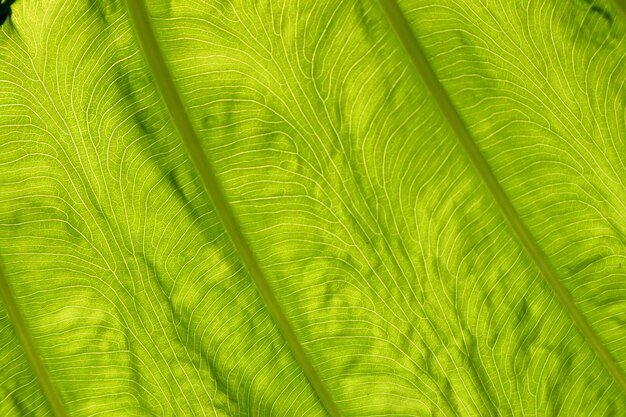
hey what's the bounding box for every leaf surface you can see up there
[0,0,624,416]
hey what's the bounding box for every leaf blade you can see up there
[0,0,625,415]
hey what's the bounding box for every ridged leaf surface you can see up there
[0,0,624,416]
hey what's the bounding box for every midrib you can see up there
[376,0,626,396]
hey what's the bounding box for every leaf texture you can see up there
[0,0,624,416]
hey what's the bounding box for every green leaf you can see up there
[1,0,625,416]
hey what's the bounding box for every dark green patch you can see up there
[590,4,613,24]
[565,254,603,276]
[576,0,618,46]
[0,0,15,27]
[85,0,123,25]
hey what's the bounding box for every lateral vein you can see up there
[0,262,67,416]
[124,1,343,416]
[377,0,626,395]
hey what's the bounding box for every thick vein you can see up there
[0,262,67,417]
[123,1,342,416]
[376,0,626,395]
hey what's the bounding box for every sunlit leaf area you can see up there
[1,0,625,415]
